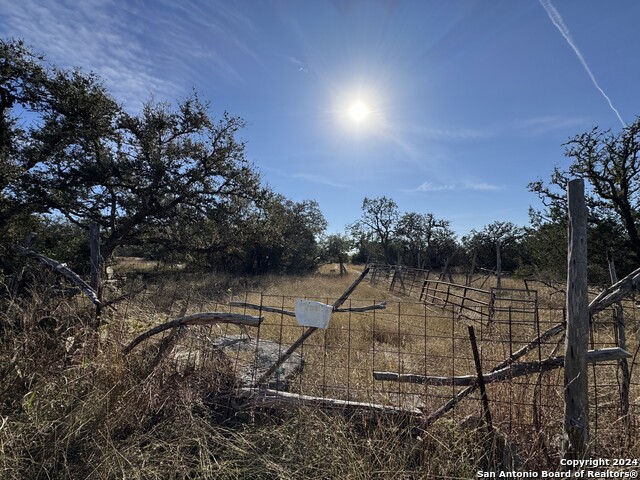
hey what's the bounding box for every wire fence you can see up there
[112,275,640,460]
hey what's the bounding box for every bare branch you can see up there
[123,312,263,354]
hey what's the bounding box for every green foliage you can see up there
[349,196,399,263]
[320,233,352,264]
[462,221,525,272]
[241,194,327,274]
[529,119,640,282]
[395,212,456,269]
[348,197,458,269]
[1,38,263,272]
[1,38,328,278]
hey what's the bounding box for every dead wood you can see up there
[229,302,296,317]
[123,312,263,354]
[237,388,423,417]
[13,245,102,306]
[589,266,640,313]
[373,347,629,387]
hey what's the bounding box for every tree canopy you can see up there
[0,38,324,276]
[530,119,640,279]
[5,37,640,284]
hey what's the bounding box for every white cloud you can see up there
[410,180,501,193]
[513,115,590,135]
[0,0,260,109]
[291,173,348,189]
[0,0,178,109]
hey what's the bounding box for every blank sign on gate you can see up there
[294,299,333,329]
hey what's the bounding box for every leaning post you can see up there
[563,178,589,461]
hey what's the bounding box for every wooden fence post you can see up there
[468,325,493,434]
[563,178,589,461]
[496,242,502,289]
[467,249,477,287]
[606,250,630,446]
[89,222,103,326]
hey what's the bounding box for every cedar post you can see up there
[468,325,493,434]
[495,242,502,289]
[606,250,630,445]
[467,249,477,287]
[563,178,589,461]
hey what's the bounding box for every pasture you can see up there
[1,263,638,478]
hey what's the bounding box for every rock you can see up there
[211,334,304,390]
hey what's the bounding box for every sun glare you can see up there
[348,100,370,123]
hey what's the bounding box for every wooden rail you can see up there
[369,264,539,321]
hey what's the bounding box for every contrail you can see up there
[539,0,626,127]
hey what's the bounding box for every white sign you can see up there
[294,299,333,329]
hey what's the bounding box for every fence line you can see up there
[112,278,639,460]
[368,264,539,323]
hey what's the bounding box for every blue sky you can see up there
[2,0,639,237]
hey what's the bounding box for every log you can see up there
[238,388,423,416]
[373,348,630,387]
[14,245,101,306]
[123,312,263,354]
[335,302,386,313]
[229,302,296,317]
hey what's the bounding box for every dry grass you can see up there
[1,265,639,478]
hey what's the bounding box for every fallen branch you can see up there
[14,245,101,306]
[123,312,263,354]
[589,266,640,313]
[494,322,566,370]
[238,388,422,416]
[229,302,296,317]
[374,347,630,387]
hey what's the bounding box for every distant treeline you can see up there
[2,38,639,285]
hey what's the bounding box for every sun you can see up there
[347,100,370,123]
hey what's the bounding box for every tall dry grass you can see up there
[0,264,638,478]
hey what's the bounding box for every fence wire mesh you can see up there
[112,272,639,458]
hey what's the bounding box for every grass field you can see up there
[1,264,638,478]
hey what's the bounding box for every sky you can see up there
[2,0,639,237]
